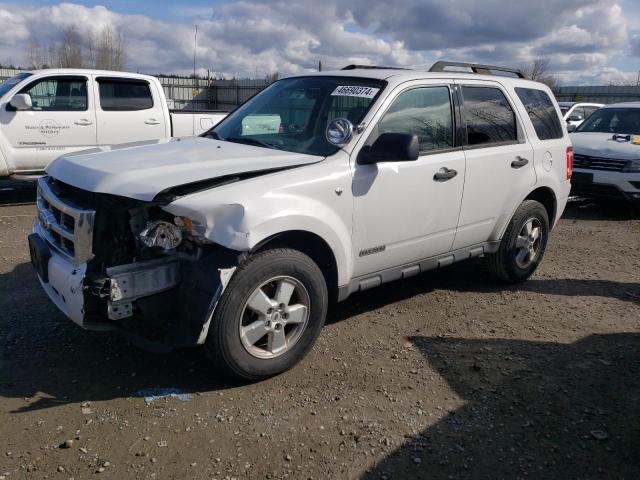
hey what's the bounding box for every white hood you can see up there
[46,137,322,201]
[570,132,640,160]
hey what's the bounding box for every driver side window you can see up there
[371,86,454,153]
[20,76,87,111]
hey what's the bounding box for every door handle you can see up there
[74,119,93,126]
[433,167,458,181]
[511,156,529,168]
[145,119,161,125]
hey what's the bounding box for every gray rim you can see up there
[238,276,310,359]
[514,217,542,269]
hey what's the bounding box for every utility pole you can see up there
[318,60,322,72]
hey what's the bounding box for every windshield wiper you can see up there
[225,136,279,150]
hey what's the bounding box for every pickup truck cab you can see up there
[28,62,572,380]
[0,69,226,178]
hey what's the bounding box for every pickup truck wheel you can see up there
[484,199,549,283]
[205,248,328,381]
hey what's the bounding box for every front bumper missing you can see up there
[104,257,181,320]
[31,226,244,348]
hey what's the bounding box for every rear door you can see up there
[513,86,567,195]
[1,75,96,171]
[452,80,536,249]
[95,77,166,145]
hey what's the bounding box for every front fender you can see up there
[165,196,353,286]
[248,209,352,286]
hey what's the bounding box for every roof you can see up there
[290,68,548,89]
[601,101,640,109]
[27,68,156,80]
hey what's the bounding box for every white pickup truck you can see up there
[0,69,227,178]
[29,62,572,380]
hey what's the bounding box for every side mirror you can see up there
[567,124,577,133]
[567,114,583,122]
[9,93,32,110]
[358,133,420,164]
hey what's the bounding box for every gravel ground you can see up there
[1,181,639,480]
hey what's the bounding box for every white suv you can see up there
[29,62,572,380]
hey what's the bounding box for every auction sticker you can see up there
[331,85,380,98]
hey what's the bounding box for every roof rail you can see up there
[341,64,410,71]
[429,61,526,79]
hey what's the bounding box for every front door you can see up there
[0,75,96,172]
[352,83,465,277]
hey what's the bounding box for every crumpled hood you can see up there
[570,132,640,160]
[46,137,322,201]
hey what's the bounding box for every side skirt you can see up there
[337,241,500,301]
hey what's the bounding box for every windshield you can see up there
[208,76,385,156]
[0,73,32,99]
[560,106,570,114]
[576,108,640,135]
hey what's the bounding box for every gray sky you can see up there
[1,0,639,85]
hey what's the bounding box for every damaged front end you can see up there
[33,176,243,351]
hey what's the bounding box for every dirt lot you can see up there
[1,182,639,480]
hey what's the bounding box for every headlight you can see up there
[623,159,640,173]
[139,220,183,250]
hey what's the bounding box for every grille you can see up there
[573,154,628,172]
[36,177,96,266]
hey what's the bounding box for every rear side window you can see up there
[515,87,563,140]
[21,76,87,111]
[462,86,517,146]
[98,78,153,111]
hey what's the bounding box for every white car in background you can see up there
[569,102,640,204]
[559,101,603,127]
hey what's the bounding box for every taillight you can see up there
[566,146,573,180]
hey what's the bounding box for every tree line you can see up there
[24,26,125,71]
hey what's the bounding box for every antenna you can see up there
[192,24,198,133]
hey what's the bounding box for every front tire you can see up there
[485,199,550,283]
[205,248,328,381]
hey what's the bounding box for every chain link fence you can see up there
[553,85,640,104]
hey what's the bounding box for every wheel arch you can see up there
[524,186,557,227]
[252,230,340,302]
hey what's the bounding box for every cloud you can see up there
[0,0,637,85]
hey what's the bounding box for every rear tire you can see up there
[485,200,549,283]
[205,248,328,381]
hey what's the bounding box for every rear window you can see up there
[515,88,563,140]
[98,78,153,111]
[462,86,517,146]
